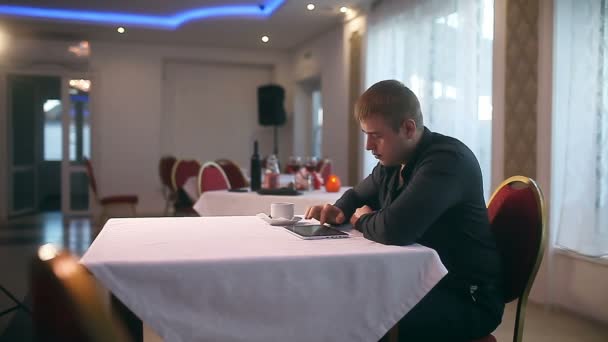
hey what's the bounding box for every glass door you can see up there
[8,75,40,216]
[61,77,92,215]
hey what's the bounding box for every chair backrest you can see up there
[159,155,177,189]
[216,159,249,189]
[83,158,98,197]
[198,161,231,194]
[487,176,547,342]
[31,245,131,342]
[171,159,201,191]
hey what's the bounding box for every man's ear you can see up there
[401,119,417,139]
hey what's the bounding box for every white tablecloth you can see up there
[81,216,447,342]
[193,187,349,216]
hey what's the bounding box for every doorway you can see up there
[6,74,92,217]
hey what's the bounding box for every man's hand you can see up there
[350,205,373,226]
[304,204,345,225]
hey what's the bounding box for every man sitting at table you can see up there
[305,80,504,341]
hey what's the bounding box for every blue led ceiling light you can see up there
[0,0,285,29]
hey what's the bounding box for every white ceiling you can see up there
[0,0,372,50]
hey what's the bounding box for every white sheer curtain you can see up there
[553,0,608,257]
[364,0,494,199]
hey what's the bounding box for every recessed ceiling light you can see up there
[68,40,90,57]
[261,35,269,43]
[117,26,126,33]
[307,4,315,11]
[340,6,349,13]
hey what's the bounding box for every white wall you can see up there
[550,253,608,323]
[291,16,367,184]
[90,42,292,215]
[0,38,294,217]
[292,81,314,157]
[162,60,274,167]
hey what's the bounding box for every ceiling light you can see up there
[68,40,89,57]
[340,6,349,13]
[261,35,269,43]
[0,1,286,29]
[307,4,315,11]
[70,79,91,92]
[117,26,126,33]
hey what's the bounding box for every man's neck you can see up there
[399,128,425,166]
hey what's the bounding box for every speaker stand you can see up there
[273,126,279,156]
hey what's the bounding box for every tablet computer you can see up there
[282,224,350,240]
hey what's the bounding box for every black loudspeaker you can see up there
[258,84,286,126]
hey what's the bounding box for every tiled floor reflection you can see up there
[0,212,96,341]
[0,212,93,255]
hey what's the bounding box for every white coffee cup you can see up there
[270,202,295,220]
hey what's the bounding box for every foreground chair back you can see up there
[31,245,132,342]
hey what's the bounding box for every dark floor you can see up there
[0,212,96,341]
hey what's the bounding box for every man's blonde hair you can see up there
[355,80,423,132]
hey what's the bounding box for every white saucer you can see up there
[256,213,302,226]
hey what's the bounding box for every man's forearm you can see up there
[334,188,362,220]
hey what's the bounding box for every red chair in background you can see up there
[216,159,249,189]
[170,159,201,216]
[198,162,231,194]
[472,176,547,342]
[31,245,132,342]
[158,155,177,215]
[170,159,201,192]
[84,158,138,225]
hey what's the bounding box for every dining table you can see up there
[81,216,448,342]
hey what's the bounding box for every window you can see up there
[364,0,494,199]
[311,89,323,158]
[43,99,62,161]
[552,0,608,257]
[68,80,91,162]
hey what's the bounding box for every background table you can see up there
[193,187,349,216]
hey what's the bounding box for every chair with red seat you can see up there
[158,155,177,215]
[381,176,546,342]
[215,159,249,189]
[472,176,547,342]
[31,245,132,342]
[198,161,231,194]
[84,158,138,225]
[170,159,201,216]
[170,159,201,192]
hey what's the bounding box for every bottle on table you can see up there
[250,140,261,191]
